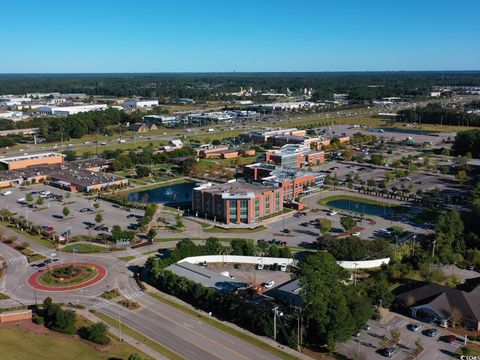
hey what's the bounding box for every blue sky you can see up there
[0,0,479,73]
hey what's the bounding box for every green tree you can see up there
[26,193,33,203]
[298,252,356,351]
[62,206,70,218]
[136,166,151,178]
[318,218,332,235]
[95,213,103,224]
[62,149,76,161]
[147,228,157,241]
[93,202,100,209]
[36,197,44,206]
[456,170,467,184]
[128,354,142,360]
[435,210,465,263]
[82,322,110,345]
[204,237,222,254]
[340,217,357,232]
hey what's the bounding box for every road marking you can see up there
[91,300,113,310]
[122,290,145,300]
[142,298,260,360]
[5,256,27,264]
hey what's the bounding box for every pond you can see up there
[325,198,398,216]
[128,182,196,205]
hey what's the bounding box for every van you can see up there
[279,263,287,272]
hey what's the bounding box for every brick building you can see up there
[264,145,325,168]
[245,164,324,201]
[192,180,283,224]
[0,153,65,171]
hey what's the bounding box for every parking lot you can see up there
[0,183,144,238]
[338,313,464,360]
[206,262,292,289]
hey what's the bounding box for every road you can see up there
[0,229,291,360]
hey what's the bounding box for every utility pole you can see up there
[273,306,278,341]
[412,235,417,256]
[432,239,437,258]
[118,313,122,341]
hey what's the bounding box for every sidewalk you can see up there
[77,309,168,360]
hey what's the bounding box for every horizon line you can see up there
[1,70,480,76]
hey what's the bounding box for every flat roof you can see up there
[166,262,246,293]
[194,180,275,196]
[0,152,65,164]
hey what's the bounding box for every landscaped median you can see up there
[62,243,110,253]
[94,311,184,360]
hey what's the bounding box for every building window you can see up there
[229,200,237,220]
[255,198,260,218]
[275,192,281,212]
[240,200,248,218]
[265,195,270,215]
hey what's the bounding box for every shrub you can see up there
[81,322,111,345]
[32,313,44,325]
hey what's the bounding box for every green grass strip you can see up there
[95,311,184,360]
[148,292,299,360]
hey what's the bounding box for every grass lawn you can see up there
[119,255,136,262]
[204,225,268,234]
[147,292,299,360]
[1,223,54,248]
[318,194,397,207]
[154,237,256,244]
[63,243,109,253]
[0,325,153,360]
[95,311,183,360]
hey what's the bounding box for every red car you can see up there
[447,335,456,344]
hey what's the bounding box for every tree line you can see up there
[398,103,480,127]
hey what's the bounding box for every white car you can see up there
[328,211,338,216]
[1,190,12,196]
[264,280,275,289]
[352,232,361,237]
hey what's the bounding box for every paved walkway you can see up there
[77,309,169,360]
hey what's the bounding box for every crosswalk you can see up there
[5,256,27,264]
[123,290,144,300]
[91,290,145,310]
[91,300,114,310]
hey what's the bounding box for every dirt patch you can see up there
[0,319,49,335]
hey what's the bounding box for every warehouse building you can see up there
[123,99,159,109]
[37,104,107,116]
[192,180,283,225]
[0,153,65,171]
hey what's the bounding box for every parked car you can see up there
[328,211,338,216]
[256,263,264,270]
[467,264,476,271]
[408,323,422,332]
[424,328,438,337]
[447,335,457,344]
[279,263,287,272]
[382,348,397,358]
[352,231,361,237]
[282,228,291,234]
[264,280,275,289]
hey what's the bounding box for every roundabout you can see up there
[27,262,107,292]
